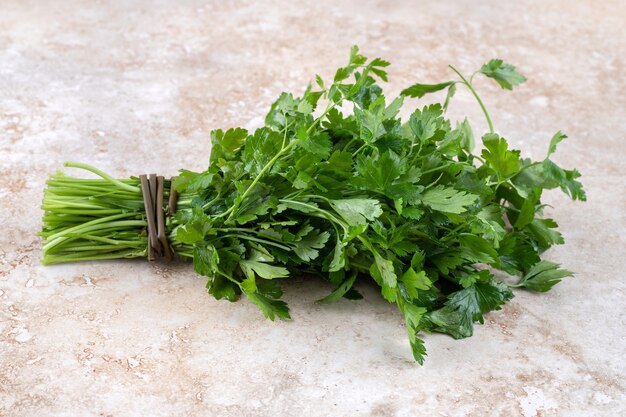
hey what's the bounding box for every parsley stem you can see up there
[41,249,144,265]
[448,65,494,134]
[220,234,291,251]
[441,224,466,241]
[215,270,241,286]
[223,102,336,223]
[473,154,486,164]
[64,162,141,193]
[343,137,358,151]
[352,143,368,157]
[306,101,336,134]
[214,227,296,245]
[279,199,348,232]
[513,161,541,177]
[221,140,297,222]
[421,163,454,175]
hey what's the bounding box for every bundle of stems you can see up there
[40,163,194,264]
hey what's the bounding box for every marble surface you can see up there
[1,1,625,416]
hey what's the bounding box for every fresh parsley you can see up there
[40,46,585,364]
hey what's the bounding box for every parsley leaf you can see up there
[514,261,574,292]
[401,81,455,98]
[420,185,478,214]
[479,59,527,90]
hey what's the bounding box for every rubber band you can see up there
[139,174,176,261]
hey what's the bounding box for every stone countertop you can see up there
[1,1,624,416]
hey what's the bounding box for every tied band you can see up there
[139,174,177,261]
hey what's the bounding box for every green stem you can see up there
[43,220,147,252]
[222,140,297,222]
[221,101,337,223]
[43,213,139,242]
[441,224,466,241]
[343,136,358,151]
[449,65,494,134]
[64,162,141,193]
[306,101,336,134]
[352,143,368,157]
[42,249,144,265]
[513,161,541,177]
[279,199,348,232]
[220,234,291,251]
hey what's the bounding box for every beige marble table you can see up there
[1,1,624,416]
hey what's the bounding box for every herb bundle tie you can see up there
[139,174,177,261]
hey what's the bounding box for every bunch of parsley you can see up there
[41,47,584,363]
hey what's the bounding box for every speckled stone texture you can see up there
[1,1,624,416]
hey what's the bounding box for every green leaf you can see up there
[315,74,325,89]
[481,134,521,178]
[542,160,586,201]
[354,150,406,195]
[427,278,513,339]
[207,275,240,301]
[371,57,391,68]
[384,96,404,119]
[241,276,290,321]
[349,44,367,66]
[472,205,506,247]
[230,184,277,225]
[265,92,300,130]
[277,199,319,214]
[328,237,346,271]
[401,81,455,98]
[497,234,541,275]
[432,251,466,275]
[329,198,383,226]
[210,128,248,164]
[370,254,398,288]
[527,218,564,250]
[297,99,313,115]
[193,243,218,277]
[239,249,289,279]
[194,244,241,302]
[292,229,330,262]
[400,268,431,299]
[241,128,283,176]
[448,277,513,324]
[514,187,542,229]
[317,271,358,304]
[297,126,332,158]
[355,96,387,143]
[420,185,477,214]
[172,170,214,193]
[456,117,474,152]
[479,59,527,90]
[443,83,457,112]
[459,272,478,288]
[547,131,567,157]
[175,207,212,244]
[408,104,445,143]
[427,306,473,339]
[407,334,427,365]
[516,261,573,292]
[398,298,428,364]
[459,234,499,265]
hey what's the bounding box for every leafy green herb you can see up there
[40,47,584,364]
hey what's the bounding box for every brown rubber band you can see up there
[156,176,172,260]
[140,174,176,261]
[167,178,178,216]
